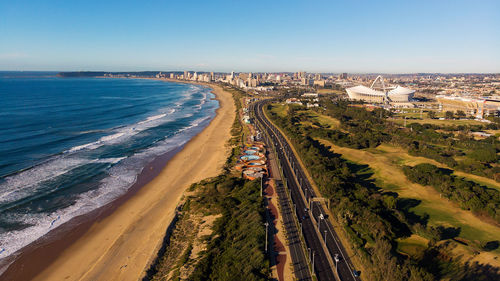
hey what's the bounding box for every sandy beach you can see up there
[12,81,235,281]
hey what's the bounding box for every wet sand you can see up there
[1,81,235,281]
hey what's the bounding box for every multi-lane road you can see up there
[251,100,359,281]
[273,178,312,281]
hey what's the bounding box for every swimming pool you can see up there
[240,155,260,161]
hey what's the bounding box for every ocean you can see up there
[0,72,218,268]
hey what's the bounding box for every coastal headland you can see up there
[2,80,235,281]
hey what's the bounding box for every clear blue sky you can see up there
[1,0,499,73]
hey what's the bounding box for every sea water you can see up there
[0,72,218,268]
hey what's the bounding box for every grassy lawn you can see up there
[296,110,341,129]
[308,109,498,191]
[269,103,288,118]
[317,139,500,263]
[374,144,500,192]
[315,113,341,129]
[396,234,428,258]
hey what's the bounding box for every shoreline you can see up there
[1,80,236,281]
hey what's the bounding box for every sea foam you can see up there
[0,85,217,269]
[0,116,211,261]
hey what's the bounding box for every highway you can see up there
[251,100,359,281]
[274,178,312,281]
[263,124,311,280]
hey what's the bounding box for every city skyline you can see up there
[1,0,499,73]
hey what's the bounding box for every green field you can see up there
[396,235,428,258]
[301,108,500,261]
[269,103,288,118]
[317,139,500,265]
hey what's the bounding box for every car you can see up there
[353,270,360,277]
[334,254,340,262]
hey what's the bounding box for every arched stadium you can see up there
[346,76,415,103]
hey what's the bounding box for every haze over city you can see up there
[1,0,499,73]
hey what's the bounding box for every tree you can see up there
[427,111,436,119]
[456,110,466,118]
[445,111,454,119]
[469,147,498,163]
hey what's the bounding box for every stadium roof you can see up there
[387,86,415,96]
[347,85,385,96]
[347,85,414,96]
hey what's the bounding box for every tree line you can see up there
[403,163,500,223]
[309,100,500,181]
[265,103,500,281]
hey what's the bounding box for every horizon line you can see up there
[1,70,499,75]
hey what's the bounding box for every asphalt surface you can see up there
[251,100,359,281]
[264,136,311,280]
[274,179,312,281]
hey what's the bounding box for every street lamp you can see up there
[318,213,324,232]
[334,254,339,272]
[312,251,315,269]
[264,222,269,253]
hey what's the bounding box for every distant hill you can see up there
[57,71,108,77]
[57,71,165,78]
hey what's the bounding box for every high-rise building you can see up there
[249,78,258,87]
[210,72,215,81]
[239,73,249,80]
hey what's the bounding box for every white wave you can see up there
[0,118,210,263]
[176,115,212,134]
[99,132,125,142]
[0,155,128,207]
[174,85,203,107]
[0,93,210,207]
[0,85,217,265]
[0,157,89,205]
[138,113,167,125]
[65,109,176,154]
[95,157,127,164]
[194,92,208,109]
[68,132,124,153]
